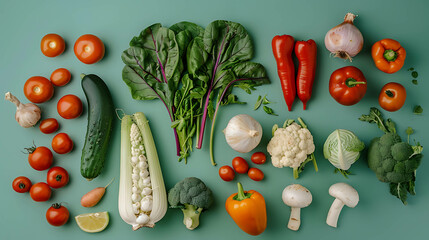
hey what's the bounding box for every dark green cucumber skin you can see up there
[81,74,114,180]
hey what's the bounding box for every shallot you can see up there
[325,13,363,61]
[5,92,41,128]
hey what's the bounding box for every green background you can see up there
[1,0,428,239]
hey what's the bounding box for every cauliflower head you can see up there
[267,123,315,169]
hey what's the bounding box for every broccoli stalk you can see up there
[181,203,203,230]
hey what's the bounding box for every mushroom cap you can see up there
[329,182,359,208]
[282,184,312,208]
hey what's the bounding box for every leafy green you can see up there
[254,95,263,110]
[359,107,395,133]
[263,106,277,116]
[413,105,423,115]
[412,71,418,78]
[412,79,418,85]
[121,20,269,164]
[187,20,269,165]
[262,95,273,105]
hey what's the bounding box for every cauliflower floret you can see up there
[267,123,315,170]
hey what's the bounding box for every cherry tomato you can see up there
[251,152,266,164]
[248,168,264,181]
[74,34,105,64]
[50,68,71,87]
[23,76,54,103]
[47,167,69,188]
[39,118,59,134]
[41,34,65,58]
[30,182,52,202]
[12,176,32,193]
[379,82,406,112]
[46,203,69,226]
[27,146,53,171]
[219,166,235,181]
[57,94,83,119]
[232,157,249,174]
[52,133,73,154]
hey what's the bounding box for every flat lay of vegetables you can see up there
[4,3,428,239]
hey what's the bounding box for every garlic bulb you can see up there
[5,92,41,128]
[223,114,262,153]
[325,13,363,61]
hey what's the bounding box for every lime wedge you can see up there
[75,212,109,233]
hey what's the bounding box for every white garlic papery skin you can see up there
[5,92,41,128]
[223,114,263,153]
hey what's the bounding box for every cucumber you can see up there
[81,74,114,180]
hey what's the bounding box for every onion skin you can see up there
[325,13,363,61]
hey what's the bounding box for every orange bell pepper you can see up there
[371,38,406,74]
[225,182,267,236]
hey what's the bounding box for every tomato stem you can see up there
[384,49,398,62]
[52,203,62,209]
[345,78,366,88]
[385,90,395,98]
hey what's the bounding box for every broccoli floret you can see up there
[168,177,213,230]
[368,133,422,184]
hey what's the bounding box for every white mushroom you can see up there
[282,184,313,231]
[326,182,359,228]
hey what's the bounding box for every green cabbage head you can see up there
[323,129,365,170]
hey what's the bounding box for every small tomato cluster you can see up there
[219,152,266,182]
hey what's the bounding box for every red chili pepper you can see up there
[295,40,317,110]
[272,35,295,111]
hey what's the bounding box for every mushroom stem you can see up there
[326,198,344,228]
[288,207,301,231]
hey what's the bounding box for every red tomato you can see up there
[74,34,105,64]
[219,166,235,181]
[30,182,52,202]
[12,176,32,193]
[52,133,73,154]
[329,66,367,106]
[47,167,69,188]
[50,68,71,87]
[379,82,407,112]
[232,157,249,174]
[248,168,264,181]
[23,76,54,103]
[39,118,59,134]
[251,152,266,164]
[27,146,53,171]
[46,203,69,226]
[57,94,83,119]
[41,34,65,58]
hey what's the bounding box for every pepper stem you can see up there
[383,49,398,62]
[345,78,366,88]
[233,182,252,201]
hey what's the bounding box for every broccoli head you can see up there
[168,177,213,230]
[368,133,422,183]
